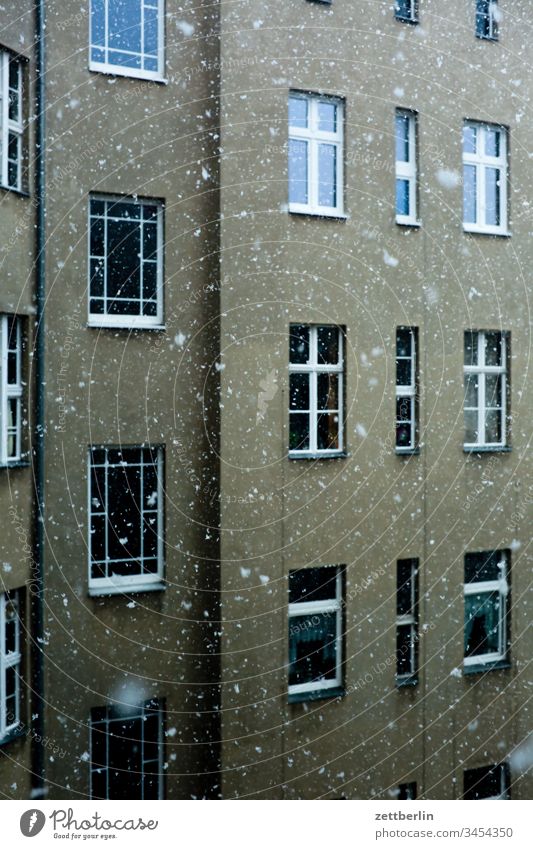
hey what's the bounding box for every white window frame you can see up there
[463,121,508,235]
[289,325,344,457]
[464,330,507,449]
[0,315,23,465]
[464,551,508,667]
[288,567,343,698]
[0,51,23,192]
[395,0,418,23]
[288,92,344,217]
[395,110,418,225]
[89,0,165,81]
[90,700,164,799]
[88,446,165,595]
[88,195,164,329]
[396,327,417,452]
[396,559,418,680]
[476,1,498,40]
[0,591,21,742]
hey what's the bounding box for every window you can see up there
[395,111,418,224]
[463,763,510,799]
[90,0,165,80]
[89,196,163,328]
[396,327,417,451]
[463,122,508,234]
[464,330,508,449]
[0,316,23,465]
[398,782,417,799]
[289,325,344,457]
[288,93,344,217]
[476,1,498,40]
[0,51,23,192]
[396,559,418,681]
[395,1,418,23]
[0,591,21,742]
[288,566,343,700]
[89,446,164,594]
[464,551,509,667]
[90,699,164,799]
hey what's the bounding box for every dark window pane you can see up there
[317,373,338,410]
[142,262,158,301]
[484,332,502,366]
[107,465,141,561]
[397,560,415,616]
[90,217,105,257]
[464,374,478,408]
[317,413,339,450]
[465,551,505,583]
[89,299,105,315]
[289,373,309,411]
[396,328,412,359]
[90,259,105,298]
[395,0,415,21]
[396,396,412,423]
[485,373,502,408]
[396,179,410,216]
[398,782,417,799]
[289,612,338,687]
[464,331,478,366]
[143,221,158,260]
[289,413,310,451]
[317,326,339,364]
[397,624,414,676]
[289,566,338,604]
[464,591,501,656]
[464,764,507,800]
[90,514,106,564]
[107,219,141,301]
[485,409,502,444]
[396,358,411,387]
[289,325,309,364]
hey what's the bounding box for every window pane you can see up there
[396,179,410,216]
[397,561,414,616]
[108,717,143,799]
[463,164,477,223]
[396,396,412,424]
[289,566,338,604]
[395,0,414,21]
[465,551,504,584]
[289,413,310,451]
[90,217,105,257]
[464,374,479,408]
[107,219,141,302]
[396,328,412,358]
[318,102,336,133]
[397,624,414,676]
[317,326,339,364]
[91,0,106,48]
[485,409,502,444]
[396,358,411,387]
[317,413,339,450]
[463,125,477,155]
[317,373,338,410]
[485,332,502,366]
[144,5,159,57]
[464,591,501,657]
[289,97,308,129]
[485,127,500,157]
[464,409,479,444]
[464,764,506,800]
[288,139,308,205]
[289,325,309,364]
[485,373,502,408]
[318,143,337,208]
[485,168,500,226]
[289,373,309,411]
[289,612,338,687]
[108,0,142,55]
[464,331,478,366]
[395,114,410,162]
[107,464,141,562]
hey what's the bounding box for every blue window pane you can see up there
[289,139,308,205]
[318,143,336,207]
[396,114,409,162]
[144,56,158,72]
[108,0,142,55]
[289,97,308,130]
[91,0,106,48]
[318,102,336,133]
[463,165,477,223]
[485,168,500,226]
[485,128,500,157]
[463,125,477,154]
[396,179,409,216]
[107,48,142,69]
[144,5,159,57]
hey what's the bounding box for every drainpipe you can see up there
[31,0,46,798]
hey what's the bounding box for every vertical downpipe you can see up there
[31,0,46,798]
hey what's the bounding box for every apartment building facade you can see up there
[0,0,531,801]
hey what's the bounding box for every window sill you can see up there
[89,63,167,84]
[463,659,510,676]
[289,208,347,222]
[463,226,511,238]
[396,675,418,688]
[0,725,25,748]
[395,16,419,25]
[0,460,31,469]
[0,184,30,199]
[288,451,349,461]
[463,445,511,454]
[88,581,166,597]
[288,686,344,704]
[396,447,420,456]
[87,321,166,332]
[396,218,421,229]
[476,34,499,42]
